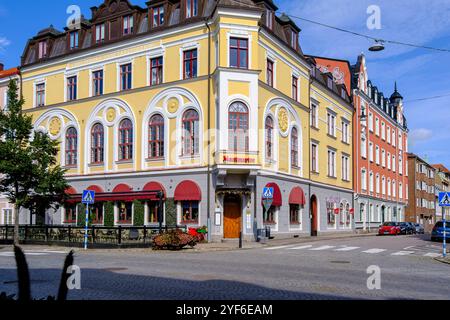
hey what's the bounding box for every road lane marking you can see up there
[309,245,336,251]
[0,252,48,257]
[335,247,360,252]
[287,245,313,250]
[424,252,441,258]
[264,245,296,250]
[403,246,415,250]
[391,251,415,256]
[362,249,387,254]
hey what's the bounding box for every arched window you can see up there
[149,114,164,159]
[91,123,104,164]
[182,109,199,156]
[119,119,133,161]
[265,116,273,159]
[228,102,249,152]
[291,127,299,168]
[65,127,77,167]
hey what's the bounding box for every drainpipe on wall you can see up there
[205,18,212,243]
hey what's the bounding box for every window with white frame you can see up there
[310,103,318,128]
[2,209,13,225]
[328,149,336,178]
[392,130,396,147]
[382,149,386,167]
[311,143,318,173]
[35,83,45,107]
[399,183,403,199]
[342,121,349,144]
[392,155,396,172]
[369,142,374,162]
[381,122,386,140]
[398,133,403,150]
[375,117,380,136]
[361,136,367,158]
[376,174,380,194]
[369,112,373,131]
[392,181,396,197]
[382,176,386,195]
[387,152,391,170]
[399,156,403,175]
[361,169,367,191]
[327,112,336,137]
[387,127,391,144]
[375,146,380,165]
[342,155,350,181]
[388,179,391,196]
[369,171,374,193]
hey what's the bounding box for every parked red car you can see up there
[378,222,401,236]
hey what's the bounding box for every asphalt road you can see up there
[0,234,449,300]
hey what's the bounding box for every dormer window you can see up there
[38,41,47,59]
[69,31,79,50]
[95,23,105,43]
[291,30,298,49]
[327,77,333,89]
[123,15,134,35]
[341,88,346,99]
[186,0,198,19]
[151,6,165,28]
[266,9,274,30]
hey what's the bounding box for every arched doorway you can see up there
[310,195,318,237]
[223,194,242,239]
[381,205,386,223]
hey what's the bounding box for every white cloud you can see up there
[409,128,433,146]
[0,37,11,51]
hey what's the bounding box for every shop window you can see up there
[118,202,133,224]
[264,206,276,225]
[92,202,104,225]
[148,201,160,224]
[181,201,199,224]
[64,204,77,224]
[327,201,336,227]
[289,204,300,225]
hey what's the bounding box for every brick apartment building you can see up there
[406,153,436,232]
[432,164,450,221]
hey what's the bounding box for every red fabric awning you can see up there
[87,185,104,193]
[143,182,166,200]
[65,187,77,196]
[289,186,306,206]
[262,183,282,207]
[174,180,202,201]
[113,184,133,193]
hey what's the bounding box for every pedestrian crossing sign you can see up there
[82,190,95,205]
[439,192,450,207]
[263,187,274,200]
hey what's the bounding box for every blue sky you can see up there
[0,0,449,167]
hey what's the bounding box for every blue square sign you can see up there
[82,190,95,205]
[439,192,450,207]
[263,187,274,200]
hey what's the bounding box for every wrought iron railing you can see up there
[0,225,187,247]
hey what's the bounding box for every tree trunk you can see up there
[14,203,20,246]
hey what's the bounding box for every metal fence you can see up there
[0,225,187,248]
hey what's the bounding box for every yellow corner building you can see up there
[14,0,354,241]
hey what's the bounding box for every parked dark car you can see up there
[378,222,401,236]
[431,221,450,242]
[414,223,425,234]
[406,222,417,234]
[398,222,415,235]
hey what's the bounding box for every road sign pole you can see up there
[443,206,447,258]
[84,203,89,251]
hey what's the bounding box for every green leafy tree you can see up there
[0,80,68,245]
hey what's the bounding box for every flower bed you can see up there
[152,229,198,251]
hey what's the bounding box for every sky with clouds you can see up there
[0,0,449,166]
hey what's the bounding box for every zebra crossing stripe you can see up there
[287,245,313,250]
[335,247,360,252]
[264,245,296,250]
[424,252,441,258]
[362,248,387,254]
[391,251,415,256]
[309,245,336,251]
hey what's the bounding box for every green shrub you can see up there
[76,204,95,227]
[133,200,145,226]
[104,202,115,227]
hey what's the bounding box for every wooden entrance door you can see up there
[311,195,318,237]
[224,195,242,239]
